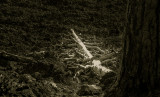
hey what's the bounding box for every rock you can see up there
[77,84,102,96]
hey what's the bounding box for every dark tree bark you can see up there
[107,0,160,97]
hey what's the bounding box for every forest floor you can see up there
[0,30,122,97]
[0,0,124,96]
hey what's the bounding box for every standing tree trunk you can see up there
[107,0,160,97]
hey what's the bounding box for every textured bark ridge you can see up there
[107,0,160,97]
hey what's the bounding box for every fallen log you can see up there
[63,58,77,62]
[0,50,51,66]
[0,50,36,63]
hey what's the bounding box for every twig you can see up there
[101,57,117,64]
[84,42,102,46]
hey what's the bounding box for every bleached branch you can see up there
[71,29,93,59]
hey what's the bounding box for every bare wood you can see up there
[63,58,77,61]
[0,50,49,66]
[99,52,116,61]
[86,45,105,54]
[101,57,117,64]
[0,50,36,63]
[71,29,93,58]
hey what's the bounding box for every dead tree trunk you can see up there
[107,0,160,97]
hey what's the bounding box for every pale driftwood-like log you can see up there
[71,29,93,58]
[0,50,49,66]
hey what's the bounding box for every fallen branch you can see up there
[84,42,102,46]
[99,52,116,61]
[70,29,112,74]
[67,44,77,47]
[101,57,117,64]
[86,45,105,54]
[71,29,93,59]
[0,50,50,66]
[0,50,36,63]
[63,58,77,62]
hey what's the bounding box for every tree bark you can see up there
[107,0,160,97]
